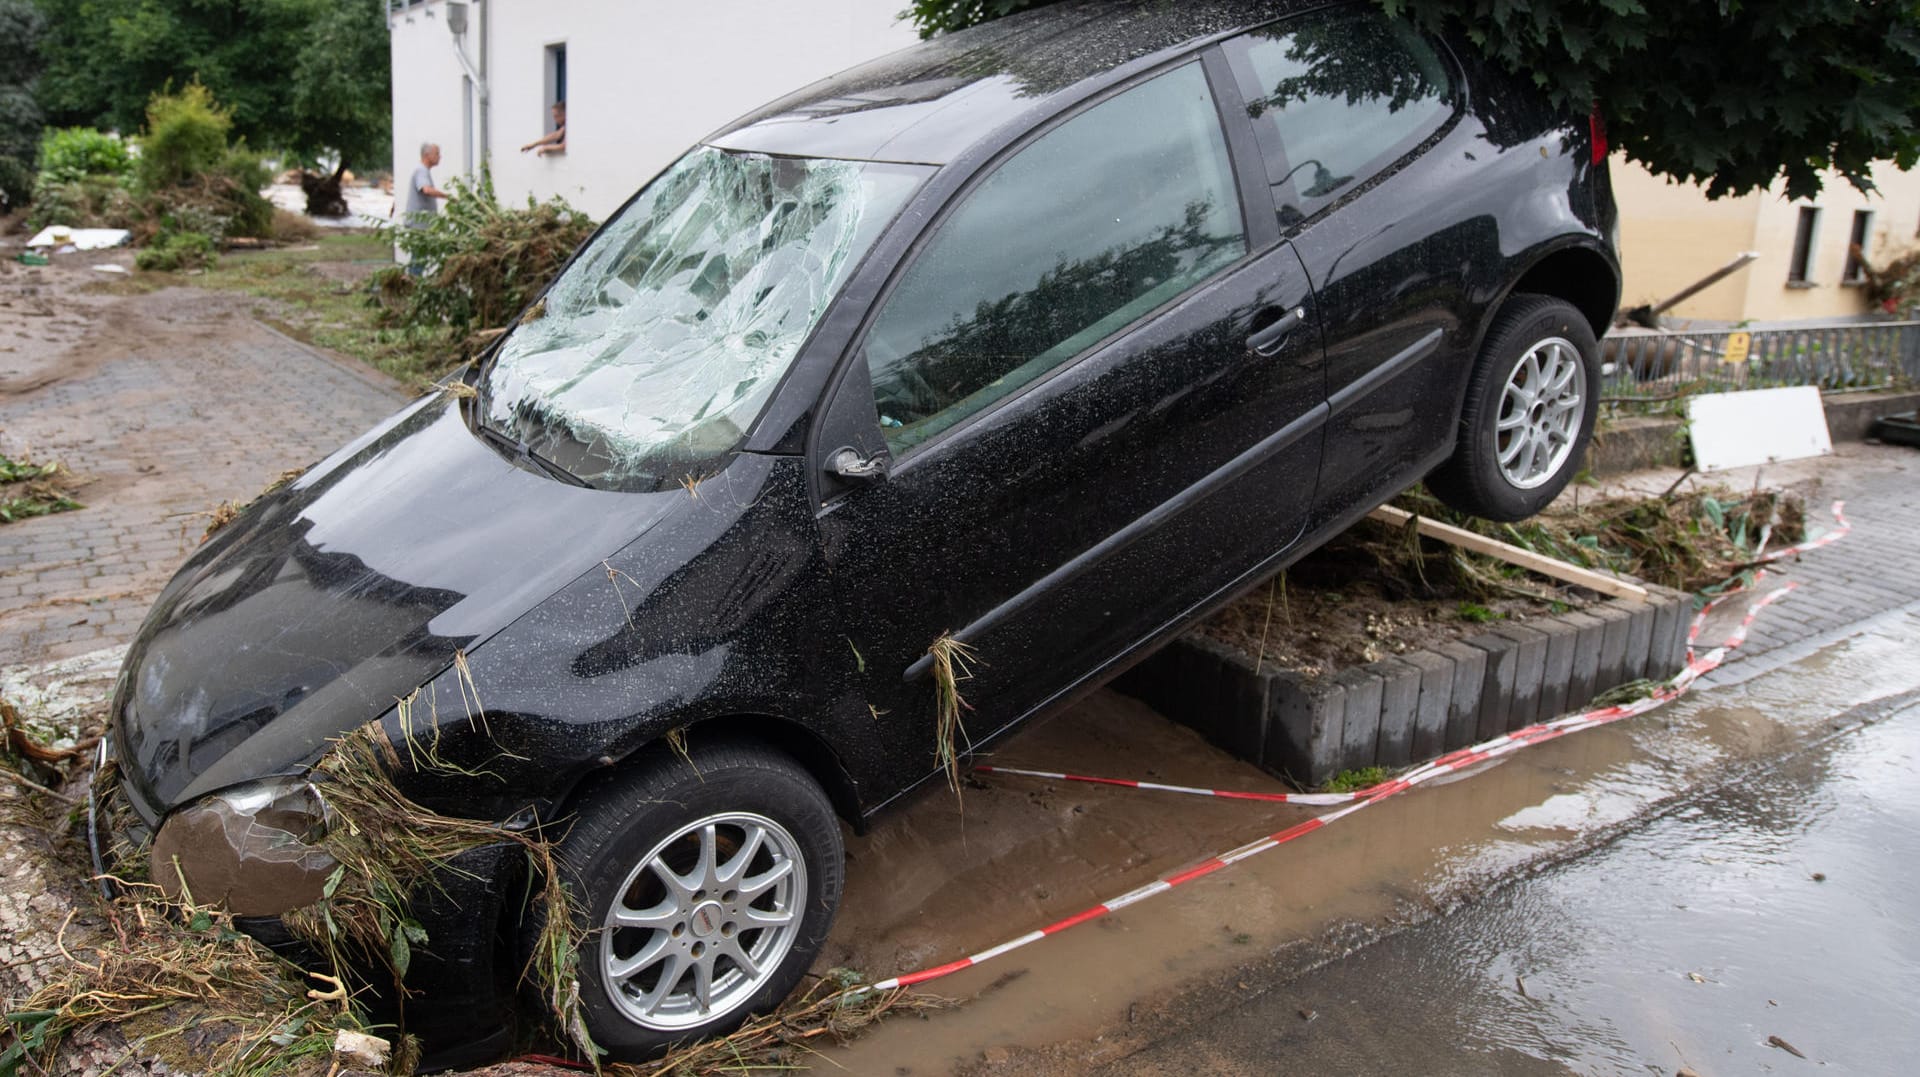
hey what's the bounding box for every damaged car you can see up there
[102,0,1618,1063]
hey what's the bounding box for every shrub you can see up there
[378,169,596,334]
[25,174,138,231]
[135,82,231,192]
[37,126,132,185]
[135,229,217,272]
[271,207,319,243]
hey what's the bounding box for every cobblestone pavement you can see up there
[0,261,405,664]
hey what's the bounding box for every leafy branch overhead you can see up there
[901,0,1920,200]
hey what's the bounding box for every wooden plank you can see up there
[1366,505,1649,602]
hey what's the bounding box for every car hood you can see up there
[113,393,680,818]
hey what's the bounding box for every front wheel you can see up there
[556,741,845,1058]
[1428,294,1600,521]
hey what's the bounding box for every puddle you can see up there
[819,611,1920,1073]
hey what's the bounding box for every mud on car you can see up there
[102,0,1617,1063]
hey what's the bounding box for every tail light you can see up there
[1590,104,1609,165]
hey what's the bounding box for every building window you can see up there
[1842,210,1872,284]
[545,43,567,132]
[1787,206,1820,285]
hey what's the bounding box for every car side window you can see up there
[1223,7,1454,226]
[862,62,1246,454]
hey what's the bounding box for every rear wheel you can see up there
[557,741,844,1058]
[1429,294,1599,521]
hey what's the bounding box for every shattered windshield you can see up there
[481,147,927,489]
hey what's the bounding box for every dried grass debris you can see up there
[926,634,980,797]
[635,971,953,1077]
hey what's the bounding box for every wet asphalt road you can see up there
[1115,693,1920,1076]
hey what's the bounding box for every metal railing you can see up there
[1599,320,1920,414]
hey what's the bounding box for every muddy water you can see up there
[819,610,1920,1075]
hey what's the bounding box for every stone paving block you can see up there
[1333,666,1384,773]
[1464,631,1516,742]
[1265,671,1346,788]
[1402,649,1454,761]
[1648,592,1688,678]
[1537,615,1579,719]
[1622,598,1656,681]
[1437,640,1486,750]
[1372,657,1422,768]
[1491,623,1549,730]
[1593,604,1633,695]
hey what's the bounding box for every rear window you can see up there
[1223,8,1454,225]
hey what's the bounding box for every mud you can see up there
[815,605,1920,1075]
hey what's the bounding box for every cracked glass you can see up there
[481,147,928,489]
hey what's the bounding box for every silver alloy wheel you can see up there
[599,811,807,1031]
[1495,335,1586,490]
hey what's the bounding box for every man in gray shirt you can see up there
[404,142,450,227]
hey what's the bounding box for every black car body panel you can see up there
[107,0,1619,1056]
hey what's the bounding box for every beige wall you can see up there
[1613,156,1920,325]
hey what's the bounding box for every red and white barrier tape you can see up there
[867,501,1848,993]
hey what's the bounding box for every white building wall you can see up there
[389,0,918,220]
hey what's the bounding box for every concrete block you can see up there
[1537,615,1579,719]
[1265,671,1345,788]
[1560,610,1605,711]
[1622,599,1656,681]
[1114,636,1266,763]
[1648,590,1690,679]
[1464,631,1516,742]
[1492,623,1549,730]
[1333,666,1384,773]
[1403,649,1454,761]
[1373,657,1422,768]
[1437,641,1486,750]
[1594,604,1633,694]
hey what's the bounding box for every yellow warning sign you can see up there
[1721,331,1751,365]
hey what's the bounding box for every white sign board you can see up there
[1686,386,1832,472]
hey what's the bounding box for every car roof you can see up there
[706,0,1312,165]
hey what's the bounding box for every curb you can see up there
[1114,584,1691,787]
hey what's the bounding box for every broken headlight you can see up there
[150,778,338,917]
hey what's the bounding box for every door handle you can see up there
[1247,306,1307,358]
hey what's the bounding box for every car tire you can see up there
[1428,293,1600,522]
[554,740,845,1059]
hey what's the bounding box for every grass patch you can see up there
[1319,766,1388,794]
[103,232,466,390]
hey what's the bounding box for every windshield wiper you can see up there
[472,419,592,488]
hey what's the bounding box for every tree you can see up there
[901,0,1920,200]
[288,0,393,213]
[33,0,391,190]
[0,0,46,208]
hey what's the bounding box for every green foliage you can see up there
[35,0,389,173]
[36,126,131,183]
[901,0,1920,200]
[1321,766,1388,793]
[23,174,137,231]
[378,170,599,334]
[135,228,218,272]
[1455,601,1501,624]
[136,82,231,191]
[0,0,45,208]
[288,0,392,172]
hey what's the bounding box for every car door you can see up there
[810,58,1327,790]
[1218,6,1472,520]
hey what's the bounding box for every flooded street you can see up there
[823,604,1920,1075]
[1121,691,1920,1075]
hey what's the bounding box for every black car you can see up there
[106,0,1618,1062]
